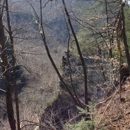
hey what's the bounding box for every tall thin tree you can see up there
[0,0,16,129]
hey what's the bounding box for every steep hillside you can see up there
[96,77,130,130]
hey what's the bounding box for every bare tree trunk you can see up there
[0,11,16,130]
[62,0,89,112]
[105,0,113,58]
[5,0,20,129]
[121,4,130,72]
[31,0,80,107]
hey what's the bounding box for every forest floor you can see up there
[96,76,130,130]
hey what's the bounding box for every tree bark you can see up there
[121,4,130,72]
[62,0,89,111]
[0,13,16,130]
[5,0,20,129]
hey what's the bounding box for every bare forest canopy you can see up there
[0,0,130,130]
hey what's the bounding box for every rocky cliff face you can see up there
[60,52,119,102]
